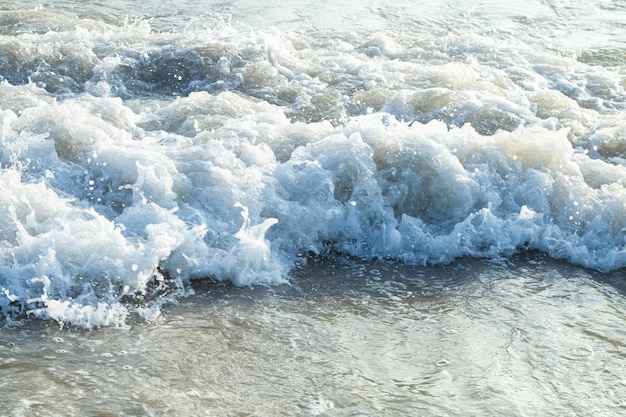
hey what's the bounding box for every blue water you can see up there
[1,0,626,326]
[1,2,626,414]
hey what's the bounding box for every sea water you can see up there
[1,0,626,415]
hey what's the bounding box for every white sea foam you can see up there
[1,3,625,326]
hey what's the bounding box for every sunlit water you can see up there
[2,0,626,415]
[2,254,626,416]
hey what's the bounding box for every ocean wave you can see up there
[1,7,626,326]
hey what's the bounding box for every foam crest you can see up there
[1,5,626,326]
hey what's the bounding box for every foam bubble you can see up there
[2,6,626,326]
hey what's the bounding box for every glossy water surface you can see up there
[2,255,626,416]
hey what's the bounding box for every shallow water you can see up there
[2,254,626,416]
[2,1,626,414]
[2,0,626,325]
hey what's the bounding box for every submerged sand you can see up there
[2,253,626,416]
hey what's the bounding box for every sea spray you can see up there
[1,3,626,326]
